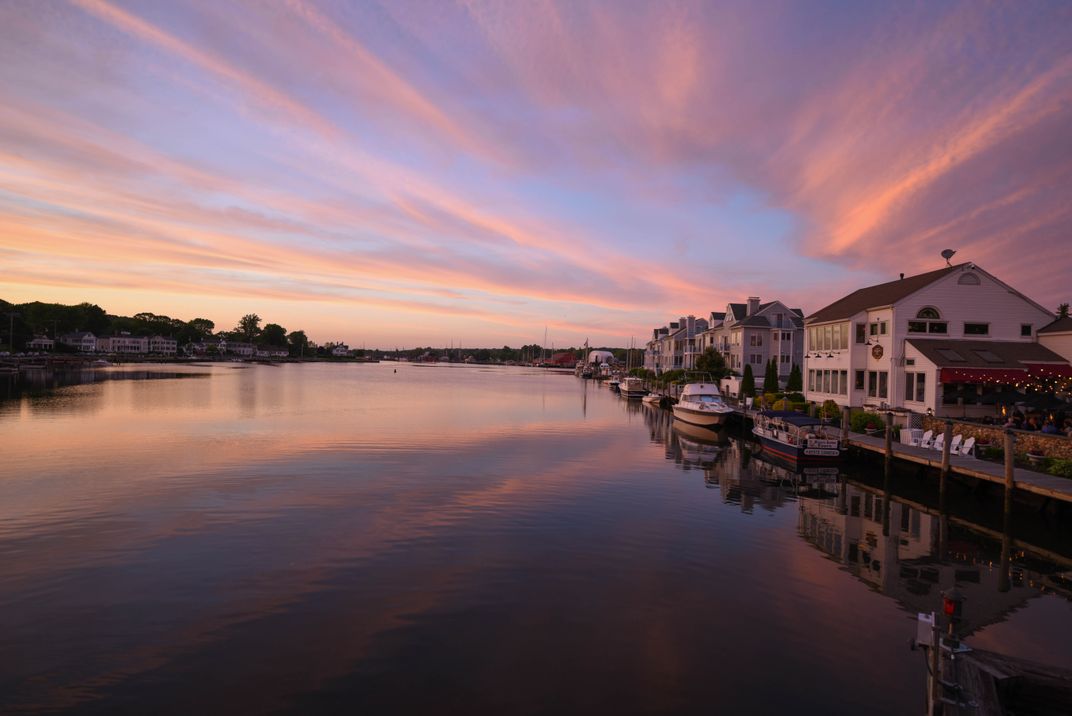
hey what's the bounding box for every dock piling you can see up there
[939,419,953,506]
[841,406,850,441]
[1004,429,1016,530]
[883,411,893,462]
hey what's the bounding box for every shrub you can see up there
[1046,459,1072,478]
[820,399,841,421]
[786,392,805,403]
[772,398,787,410]
[851,411,885,433]
[763,392,779,407]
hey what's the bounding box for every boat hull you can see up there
[753,431,843,465]
[672,405,731,427]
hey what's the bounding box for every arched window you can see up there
[909,307,947,334]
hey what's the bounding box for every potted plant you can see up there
[1026,448,1046,465]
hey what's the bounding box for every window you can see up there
[906,359,915,366]
[936,348,966,362]
[964,322,988,335]
[878,372,888,399]
[823,325,832,350]
[856,323,866,344]
[840,370,848,396]
[808,370,815,391]
[869,321,889,336]
[911,308,946,334]
[905,372,926,402]
[880,321,888,335]
[868,371,877,398]
[855,370,865,390]
[822,370,830,393]
[1021,324,1032,337]
[870,323,879,336]
[973,350,1003,364]
[840,323,849,348]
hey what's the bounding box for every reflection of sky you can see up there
[1,1,1070,346]
[3,365,1070,712]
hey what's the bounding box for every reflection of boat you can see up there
[671,422,724,469]
[752,410,843,465]
[606,378,620,391]
[671,381,733,427]
[91,359,112,367]
[619,376,648,399]
[673,420,725,445]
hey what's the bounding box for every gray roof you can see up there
[727,303,747,320]
[1039,316,1072,334]
[807,265,962,324]
[907,339,1068,368]
[740,316,770,327]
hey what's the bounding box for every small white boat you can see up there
[606,378,621,391]
[671,381,733,427]
[618,376,648,399]
[641,393,663,405]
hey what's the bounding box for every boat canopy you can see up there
[757,410,823,427]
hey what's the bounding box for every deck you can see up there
[846,432,1072,504]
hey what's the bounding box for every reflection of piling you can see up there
[882,457,892,537]
[836,474,847,515]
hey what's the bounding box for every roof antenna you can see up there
[941,249,956,266]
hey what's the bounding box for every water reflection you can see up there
[1,367,1070,714]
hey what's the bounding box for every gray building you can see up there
[699,297,804,387]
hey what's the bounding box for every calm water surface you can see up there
[2,363,1071,714]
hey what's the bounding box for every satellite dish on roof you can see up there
[941,249,956,266]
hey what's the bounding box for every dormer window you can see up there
[908,307,948,334]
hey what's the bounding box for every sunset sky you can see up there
[2,0,1070,347]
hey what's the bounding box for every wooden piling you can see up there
[939,419,953,507]
[841,406,850,440]
[1004,429,1015,540]
[884,411,893,461]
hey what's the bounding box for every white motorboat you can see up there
[618,376,648,399]
[671,381,734,427]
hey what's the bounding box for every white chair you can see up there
[916,430,934,448]
[949,434,963,454]
[932,433,945,452]
[960,436,976,457]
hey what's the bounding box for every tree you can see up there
[287,330,309,357]
[1060,303,1070,319]
[695,347,728,380]
[261,323,287,347]
[237,313,261,344]
[188,318,215,337]
[762,358,779,393]
[740,364,756,397]
[786,363,803,392]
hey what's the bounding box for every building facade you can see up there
[59,331,97,352]
[803,263,1066,417]
[700,297,804,386]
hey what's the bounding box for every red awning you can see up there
[939,367,1027,384]
[1025,363,1072,378]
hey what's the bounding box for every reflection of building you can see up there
[798,482,1037,636]
[702,441,795,514]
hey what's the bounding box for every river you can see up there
[2,363,1071,714]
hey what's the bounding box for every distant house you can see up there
[644,315,709,373]
[59,331,97,353]
[549,351,576,367]
[149,335,178,355]
[27,336,54,351]
[802,263,1067,417]
[219,339,255,357]
[331,344,352,357]
[101,334,149,354]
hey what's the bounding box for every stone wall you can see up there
[921,416,1072,459]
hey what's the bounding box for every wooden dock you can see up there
[846,432,1072,505]
[936,646,1072,715]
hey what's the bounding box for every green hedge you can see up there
[851,411,885,432]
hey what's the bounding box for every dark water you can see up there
[2,363,1071,714]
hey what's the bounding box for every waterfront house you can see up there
[1038,316,1072,363]
[100,334,150,354]
[802,263,1069,417]
[149,335,178,355]
[331,344,352,358]
[700,297,804,387]
[59,331,97,353]
[27,336,54,351]
[218,339,255,357]
[644,316,708,373]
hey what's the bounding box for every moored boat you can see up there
[751,410,844,465]
[671,381,733,427]
[618,376,648,399]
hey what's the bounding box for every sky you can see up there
[1,0,1070,348]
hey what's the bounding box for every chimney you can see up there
[746,297,760,316]
[899,273,904,280]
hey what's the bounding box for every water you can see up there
[2,363,1071,714]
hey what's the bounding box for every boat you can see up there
[751,410,844,465]
[606,377,621,391]
[641,393,663,405]
[618,376,648,399]
[671,381,734,427]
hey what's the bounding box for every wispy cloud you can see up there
[1,0,1068,344]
